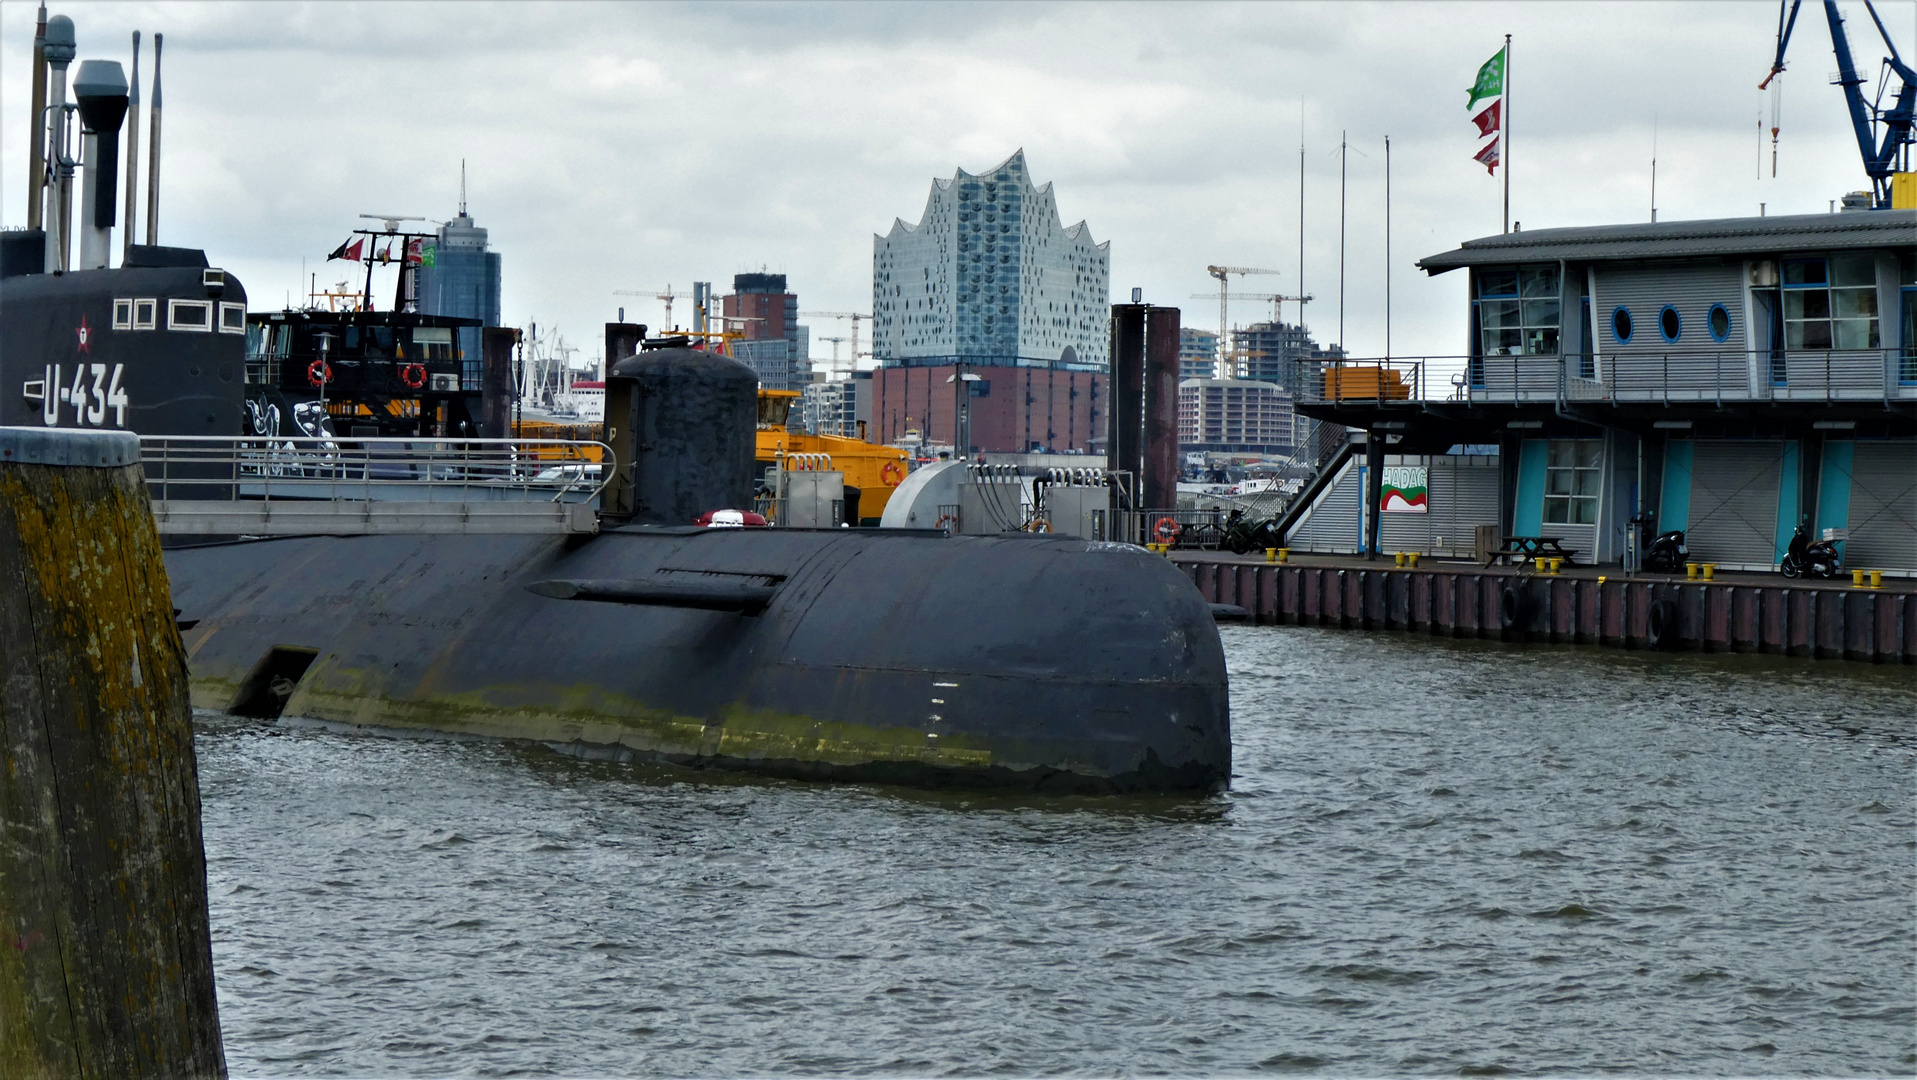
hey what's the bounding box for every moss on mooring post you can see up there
[0,427,225,1079]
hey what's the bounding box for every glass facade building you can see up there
[872,150,1109,371]
[417,211,502,386]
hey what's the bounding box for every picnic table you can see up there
[1483,535,1577,567]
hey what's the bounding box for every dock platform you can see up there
[1172,552,1915,665]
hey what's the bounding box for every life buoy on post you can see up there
[1154,516,1183,545]
[399,363,428,390]
[880,460,905,487]
[306,360,333,387]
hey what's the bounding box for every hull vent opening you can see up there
[229,646,319,718]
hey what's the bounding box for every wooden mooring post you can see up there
[1,427,225,1078]
[1178,556,1916,664]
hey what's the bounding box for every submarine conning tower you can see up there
[601,345,758,524]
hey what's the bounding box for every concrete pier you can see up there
[0,426,225,1078]
[1178,553,1916,665]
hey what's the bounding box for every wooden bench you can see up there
[1483,535,1577,567]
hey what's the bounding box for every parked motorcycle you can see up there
[1223,511,1281,555]
[1642,527,1688,573]
[1779,523,1842,579]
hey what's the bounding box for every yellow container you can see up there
[1869,570,1884,588]
[1277,548,1290,563]
[1685,562,1699,579]
[1264,547,1277,563]
[1852,568,1867,586]
[1701,563,1716,580]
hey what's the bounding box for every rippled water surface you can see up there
[198,629,1916,1077]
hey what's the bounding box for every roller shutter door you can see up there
[1845,441,1917,572]
[1424,457,1500,557]
[1687,440,1783,568]
[1289,458,1362,553]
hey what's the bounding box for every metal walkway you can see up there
[141,436,609,536]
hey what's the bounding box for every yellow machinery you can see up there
[756,389,909,524]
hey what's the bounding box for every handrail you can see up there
[139,435,612,505]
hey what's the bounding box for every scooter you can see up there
[1780,523,1841,579]
[1642,525,1688,573]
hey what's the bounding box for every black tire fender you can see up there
[1647,597,1682,651]
[1498,583,1533,631]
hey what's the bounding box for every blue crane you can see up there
[1759,0,1915,208]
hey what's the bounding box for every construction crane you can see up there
[613,285,678,329]
[1205,266,1283,357]
[1189,292,1316,378]
[800,312,870,368]
[816,336,849,372]
[1759,0,1915,208]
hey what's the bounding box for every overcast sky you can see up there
[3,1,1908,372]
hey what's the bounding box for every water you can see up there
[198,629,1917,1077]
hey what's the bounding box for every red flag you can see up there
[1471,100,1501,138]
[1474,138,1500,175]
[405,237,425,265]
[328,237,364,262]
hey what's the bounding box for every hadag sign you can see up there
[1382,465,1428,513]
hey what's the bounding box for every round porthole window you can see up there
[1708,303,1731,342]
[1612,306,1633,343]
[1659,305,1682,342]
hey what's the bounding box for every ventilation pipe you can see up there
[122,31,140,263]
[73,59,128,270]
[40,14,76,273]
[144,32,161,247]
[26,4,47,232]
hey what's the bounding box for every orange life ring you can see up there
[306,359,333,387]
[1153,516,1183,544]
[880,459,905,487]
[934,512,959,534]
[399,363,428,390]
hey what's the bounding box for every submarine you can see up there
[164,346,1233,793]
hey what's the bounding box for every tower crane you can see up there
[817,336,849,372]
[1189,291,1316,378]
[1759,0,1914,208]
[800,312,870,368]
[613,285,678,329]
[1205,266,1283,355]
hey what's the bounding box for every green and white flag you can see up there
[1466,48,1504,110]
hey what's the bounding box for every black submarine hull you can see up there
[165,527,1231,793]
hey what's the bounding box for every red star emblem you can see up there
[75,315,91,354]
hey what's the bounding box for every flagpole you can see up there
[1384,135,1391,360]
[1502,34,1511,234]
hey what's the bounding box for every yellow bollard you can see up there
[1685,562,1700,579]
[1394,551,1406,567]
[1869,570,1883,588]
[1536,556,1550,573]
[1548,557,1563,575]
[1852,568,1867,587]
[1408,552,1420,568]
[1277,548,1290,563]
[1701,563,1716,580]
[1264,547,1277,563]
[1597,575,1608,584]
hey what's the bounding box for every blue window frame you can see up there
[1658,305,1682,343]
[1611,306,1633,344]
[1707,303,1732,343]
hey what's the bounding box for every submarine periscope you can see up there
[164,344,1231,792]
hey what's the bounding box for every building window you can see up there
[1612,306,1633,344]
[1543,439,1602,525]
[168,299,213,332]
[1658,305,1682,343]
[1901,286,1916,385]
[1475,265,1560,357]
[1784,255,1878,350]
[1707,303,1732,343]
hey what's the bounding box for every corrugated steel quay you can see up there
[1174,552,1916,665]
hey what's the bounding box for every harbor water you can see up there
[199,628,1916,1077]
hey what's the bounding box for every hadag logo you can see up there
[1381,465,1428,514]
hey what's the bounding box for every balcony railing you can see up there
[1290,349,1915,407]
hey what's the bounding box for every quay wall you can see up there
[1178,558,1915,665]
